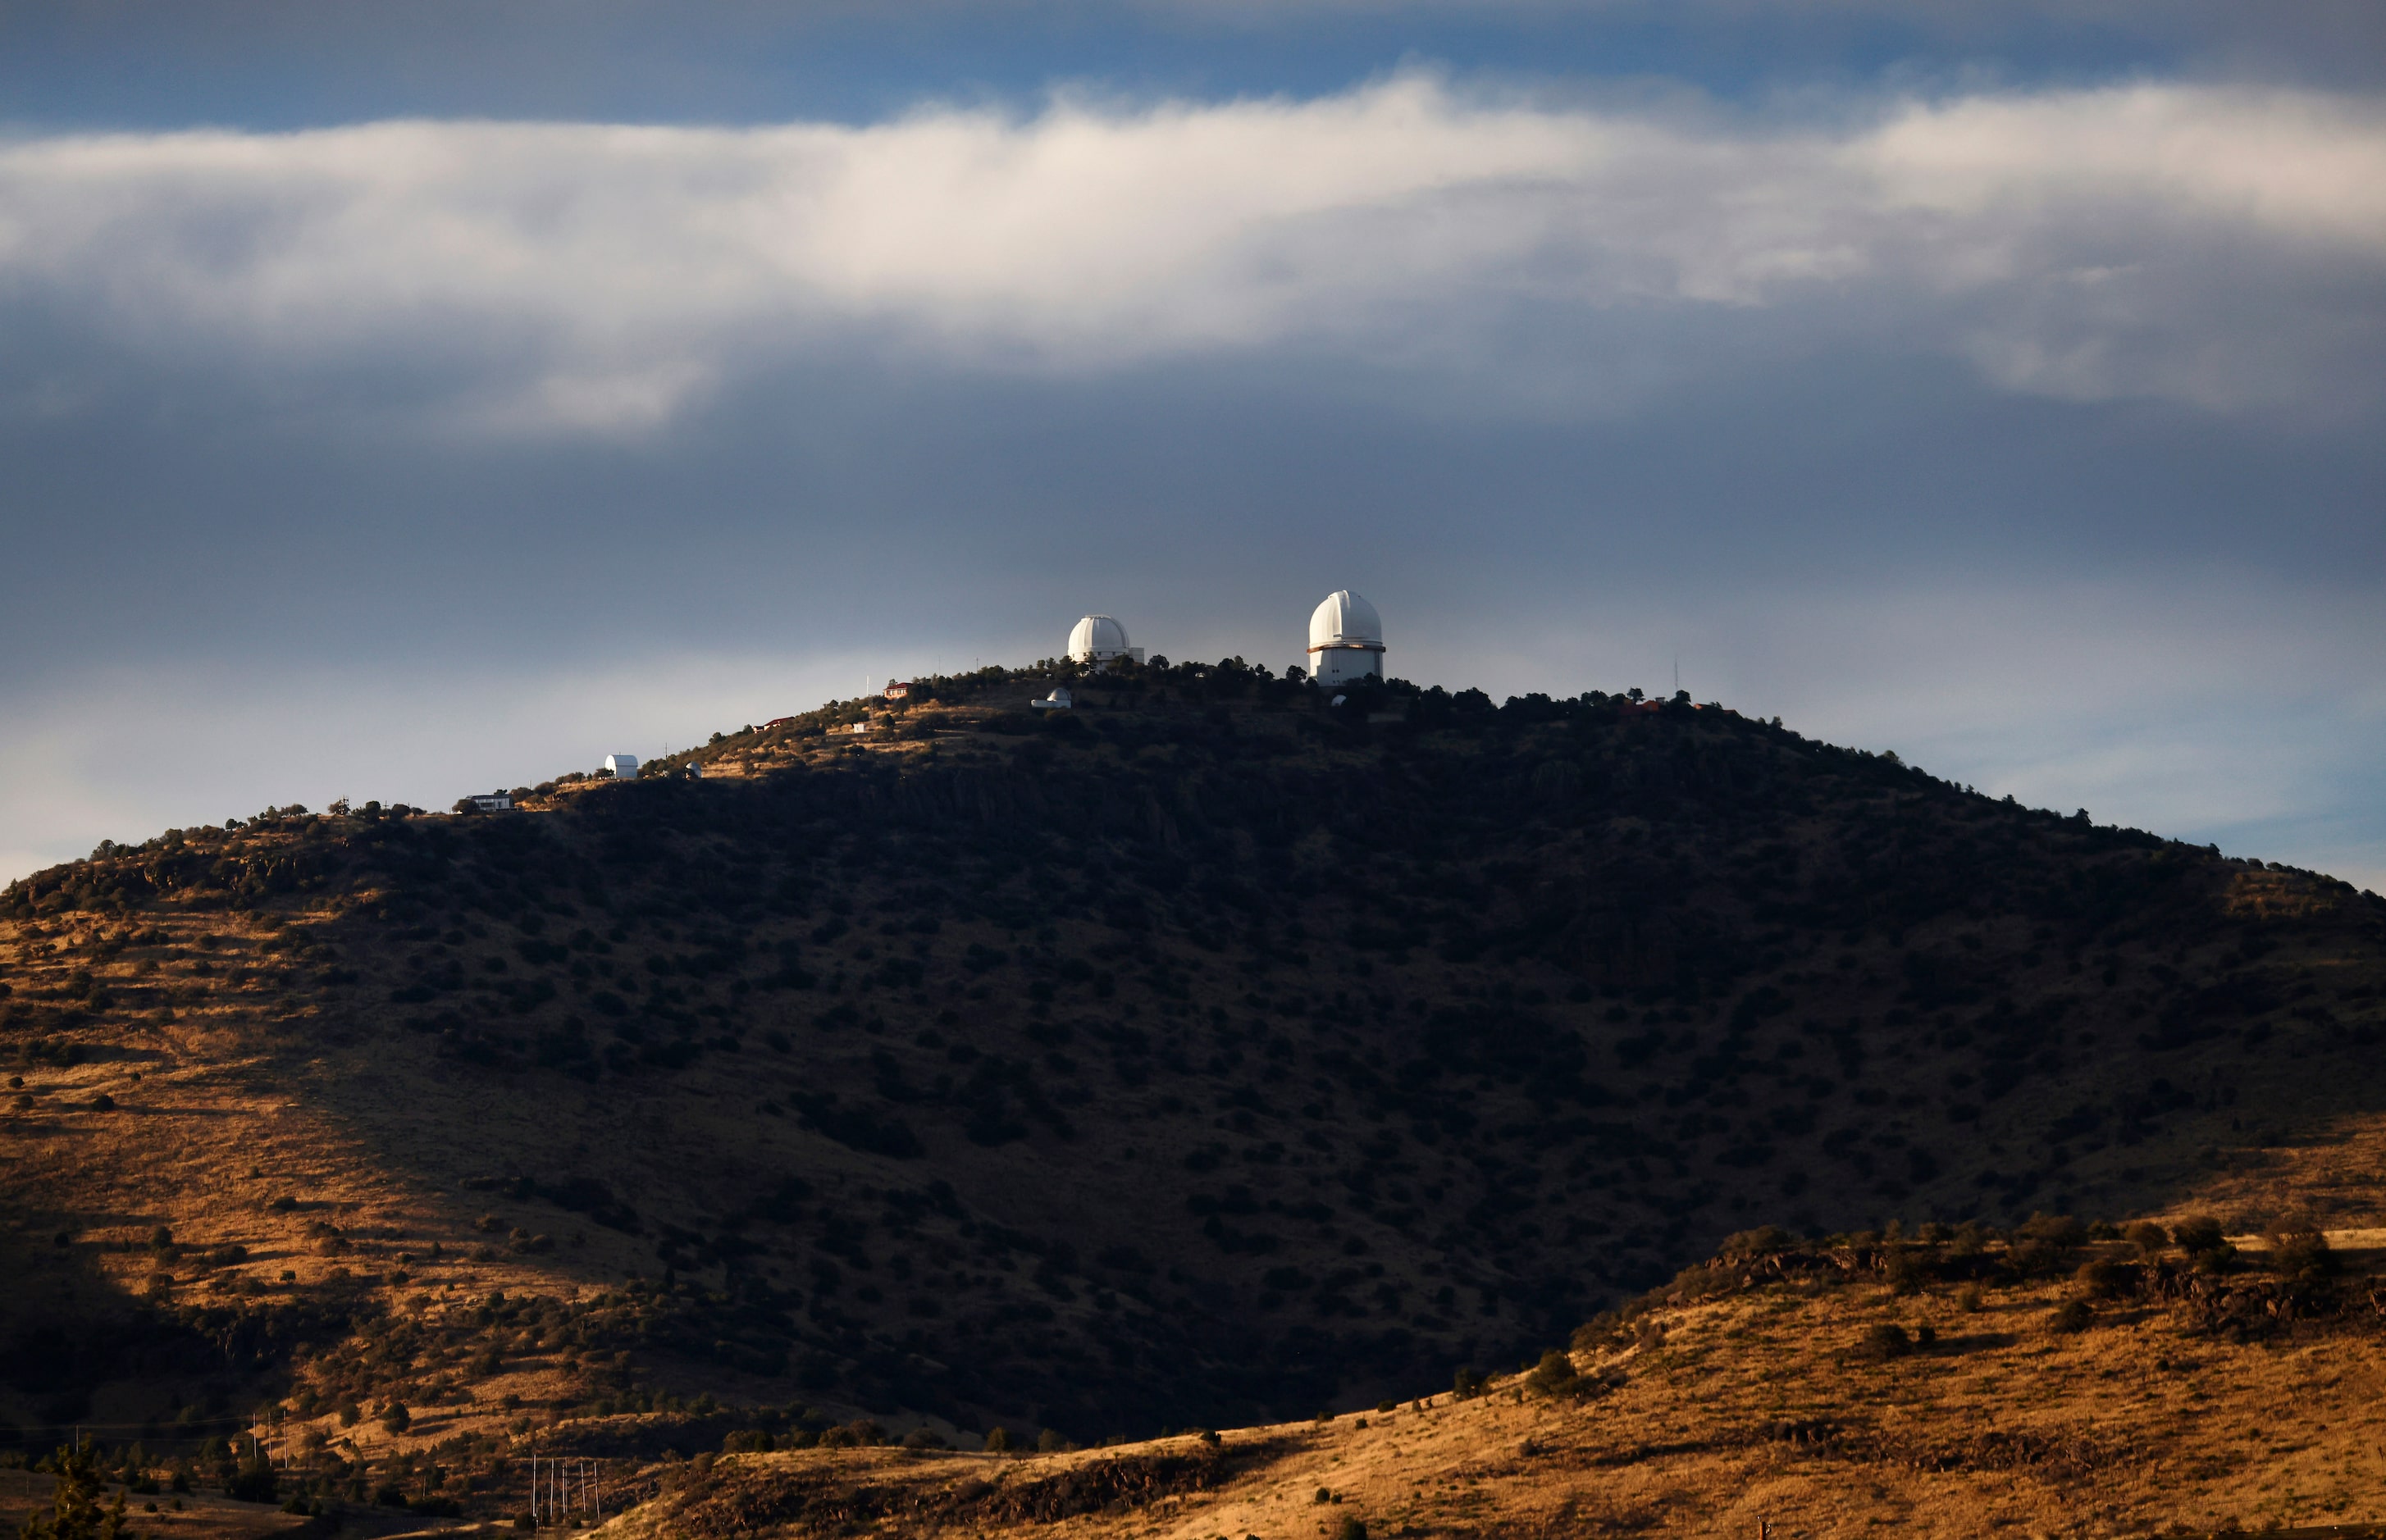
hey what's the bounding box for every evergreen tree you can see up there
[21,1442,130,1540]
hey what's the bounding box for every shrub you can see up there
[2074,1260,2132,1300]
[982,1427,1011,1454]
[2048,1300,2096,1334]
[1334,1519,1368,1540]
[1523,1350,1589,1401]
[1451,1366,1486,1400]
[818,1420,886,1449]
[227,1451,279,1503]
[378,1403,411,1434]
[1856,1323,1912,1360]
[2009,1212,2087,1277]
[901,1428,947,1450]
[2125,1220,2169,1256]
[1036,1428,1070,1454]
[2171,1215,2227,1255]
[2019,1213,2086,1246]
[2267,1223,2336,1279]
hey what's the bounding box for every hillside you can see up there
[595,1223,2386,1540]
[3,658,2384,1516]
[12,1224,2386,1539]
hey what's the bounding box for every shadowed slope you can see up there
[2,661,2383,1484]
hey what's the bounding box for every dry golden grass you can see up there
[7,675,2386,1528]
[0,1480,303,1539]
[0,1469,516,1540]
[598,1248,2386,1540]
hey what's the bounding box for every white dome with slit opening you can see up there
[1306,590,1385,686]
[1068,614,1142,665]
[1307,590,1382,650]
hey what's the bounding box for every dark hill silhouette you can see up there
[2,659,2382,1466]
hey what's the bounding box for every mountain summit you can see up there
[4,659,2383,1456]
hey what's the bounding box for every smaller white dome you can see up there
[1069,614,1132,663]
[1307,590,1383,651]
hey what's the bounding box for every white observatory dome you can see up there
[1306,590,1385,686]
[1067,614,1139,665]
[1307,590,1382,651]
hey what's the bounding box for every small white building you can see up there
[1307,590,1385,687]
[472,794,513,813]
[1067,615,1144,667]
[604,753,640,780]
[1031,686,1074,711]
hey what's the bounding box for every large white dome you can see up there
[1306,590,1386,686]
[1307,590,1383,650]
[1068,614,1132,663]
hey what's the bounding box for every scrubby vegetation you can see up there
[1563,1212,2379,1362]
[3,660,2385,1531]
[494,1217,2386,1540]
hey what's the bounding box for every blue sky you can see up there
[2,0,2382,890]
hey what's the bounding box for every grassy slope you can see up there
[603,1231,2386,1540]
[2,660,2384,1506]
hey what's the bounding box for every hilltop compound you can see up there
[1063,594,1385,686]
[1306,590,1385,686]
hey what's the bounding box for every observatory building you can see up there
[1306,590,1385,686]
[1068,614,1144,667]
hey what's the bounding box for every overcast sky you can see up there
[2,0,2382,891]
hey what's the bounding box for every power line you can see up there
[8,1416,253,1434]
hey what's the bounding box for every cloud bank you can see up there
[2,67,2380,896]
[4,77,2384,430]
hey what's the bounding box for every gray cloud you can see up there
[1,71,2380,894]
[2,78,2381,434]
